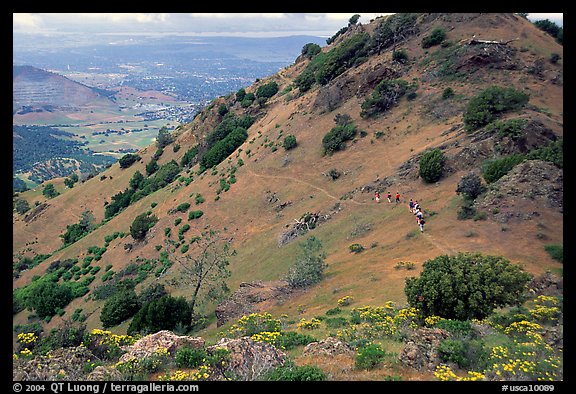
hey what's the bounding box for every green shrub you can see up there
[130,212,159,241]
[175,346,208,369]
[328,168,342,180]
[481,154,525,184]
[175,202,190,212]
[392,49,408,63]
[457,197,477,220]
[42,183,59,199]
[301,42,321,59]
[322,123,357,155]
[526,139,563,168]
[180,145,199,167]
[419,149,445,183]
[295,32,369,92]
[118,153,140,169]
[442,87,455,100]
[355,343,387,370]
[200,128,248,171]
[256,81,279,100]
[128,295,192,335]
[100,288,140,328]
[421,27,446,48]
[437,338,489,370]
[277,331,317,350]
[195,194,205,205]
[266,362,326,381]
[434,319,474,337]
[463,86,529,132]
[405,252,532,320]
[360,79,409,118]
[456,172,483,200]
[485,118,528,139]
[285,236,327,289]
[14,199,30,214]
[24,280,74,319]
[188,210,204,220]
[283,135,297,150]
[544,244,563,263]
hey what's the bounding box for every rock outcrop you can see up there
[215,281,296,327]
[399,327,450,371]
[208,337,286,381]
[119,330,204,363]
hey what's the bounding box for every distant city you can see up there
[13,34,327,123]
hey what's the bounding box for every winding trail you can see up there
[246,169,368,206]
[423,232,455,255]
[245,169,454,255]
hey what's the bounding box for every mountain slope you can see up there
[12,13,563,380]
[13,65,116,115]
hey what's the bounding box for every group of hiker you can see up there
[374,191,425,233]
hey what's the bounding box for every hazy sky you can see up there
[13,13,563,38]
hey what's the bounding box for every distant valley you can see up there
[13,34,326,188]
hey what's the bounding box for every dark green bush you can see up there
[526,139,563,168]
[544,244,563,263]
[175,346,208,368]
[405,252,532,320]
[463,86,529,132]
[438,338,489,370]
[434,319,474,337]
[301,43,321,59]
[42,183,59,199]
[283,135,297,150]
[15,199,31,214]
[217,104,228,117]
[295,32,369,92]
[266,362,326,381]
[322,123,357,155]
[130,212,159,241]
[118,153,140,169]
[442,87,455,100]
[457,197,477,220]
[481,154,525,184]
[360,79,409,118]
[256,81,279,100]
[456,172,483,200]
[188,210,204,220]
[236,88,246,102]
[26,280,74,319]
[128,295,192,335]
[100,288,140,328]
[422,27,446,48]
[419,149,445,183]
[533,19,563,44]
[175,202,191,212]
[392,49,408,63]
[200,127,248,171]
[484,118,528,139]
[146,159,159,176]
[355,343,387,370]
[278,331,318,350]
[180,145,199,167]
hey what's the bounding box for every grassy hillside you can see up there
[12,13,563,381]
